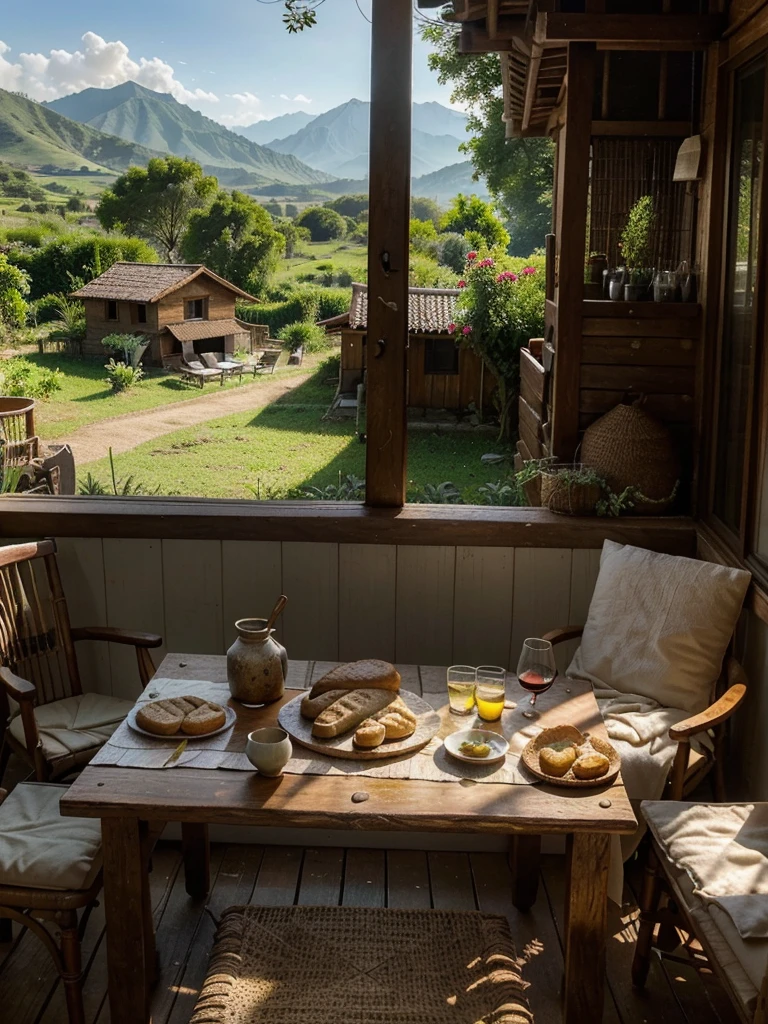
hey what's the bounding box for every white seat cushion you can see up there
[9,692,133,760]
[568,540,751,713]
[0,783,101,890]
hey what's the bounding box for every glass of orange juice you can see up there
[475,666,506,722]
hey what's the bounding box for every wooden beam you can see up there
[365,0,412,507]
[550,43,595,461]
[541,12,724,48]
[487,0,499,38]
[591,120,691,136]
[459,20,527,52]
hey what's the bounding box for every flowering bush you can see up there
[452,250,545,438]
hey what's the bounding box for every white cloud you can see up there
[219,90,264,127]
[293,93,312,104]
[0,33,218,107]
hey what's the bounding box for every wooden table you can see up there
[61,654,637,1024]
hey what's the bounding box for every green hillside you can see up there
[0,87,162,171]
[46,83,333,186]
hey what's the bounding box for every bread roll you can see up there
[136,695,226,737]
[308,660,400,699]
[136,700,184,736]
[312,688,396,738]
[182,703,226,735]
[539,742,578,778]
[300,689,347,720]
[353,718,386,749]
[572,752,610,780]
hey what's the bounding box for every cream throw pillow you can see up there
[567,541,750,713]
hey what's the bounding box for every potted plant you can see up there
[619,195,654,301]
[539,464,605,516]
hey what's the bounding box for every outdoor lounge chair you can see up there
[200,351,244,384]
[253,348,281,374]
[0,540,163,784]
[0,782,104,1024]
[180,340,225,387]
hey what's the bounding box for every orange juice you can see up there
[475,683,505,722]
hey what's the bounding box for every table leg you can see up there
[563,831,610,1024]
[510,834,541,911]
[181,822,210,898]
[102,817,153,1024]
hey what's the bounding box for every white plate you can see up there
[444,729,509,766]
[126,703,237,740]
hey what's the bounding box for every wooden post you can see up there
[365,0,412,508]
[550,43,595,460]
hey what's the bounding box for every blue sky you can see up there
[0,0,456,126]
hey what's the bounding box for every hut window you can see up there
[424,338,459,375]
[185,298,205,320]
[137,304,147,324]
[106,300,118,321]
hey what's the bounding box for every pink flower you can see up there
[448,322,457,333]
[478,258,495,268]
[522,266,536,276]
[466,251,478,261]
[496,271,518,283]
[457,279,467,289]
[462,325,472,336]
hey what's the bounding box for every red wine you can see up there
[518,667,555,694]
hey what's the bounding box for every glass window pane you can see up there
[714,59,765,531]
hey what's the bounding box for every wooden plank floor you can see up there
[0,842,740,1024]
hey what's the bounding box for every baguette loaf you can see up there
[308,659,400,699]
[300,689,347,720]
[311,688,396,738]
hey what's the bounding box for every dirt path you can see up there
[61,370,314,465]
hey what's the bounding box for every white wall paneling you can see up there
[162,539,224,655]
[222,541,283,646]
[452,546,515,668]
[282,542,339,660]
[55,537,109,694]
[395,546,456,664]
[510,548,573,672]
[338,543,396,661]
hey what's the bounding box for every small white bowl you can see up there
[246,727,292,777]
[444,729,509,766]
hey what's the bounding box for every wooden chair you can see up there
[200,351,244,384]
[632,800,768,1022]
[0,782,103,1024]
[509,627,748,911]
[0,540,163,784]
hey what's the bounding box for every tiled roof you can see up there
[71,263,258,303]
[165,319,248,342]
[319,282,459,335]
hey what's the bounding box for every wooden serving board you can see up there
[278,690,440,761]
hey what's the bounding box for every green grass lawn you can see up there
[275,239,367,286]
[29,352,311,440]
[80,356,509,500]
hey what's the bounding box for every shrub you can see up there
[104,359,144,393]
[296,272,316,283]
[237,286,349,336]
[4,226,51,248]
[30,294,63,324]
[102,332,148,364]
[0,357,63,399]
[316,288,350,320]
[324,195,369,218]
[285,203,299,219]
[49,295,86,341]
[408,256,457,289]
[437,233,469,274]
[336,269,353,288]
[278,320,330,353]
[9,235,158,299]
[296,207,346,242]
[301,473,365,501]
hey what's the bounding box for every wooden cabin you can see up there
[72,263,258,367]
[319,282,497,412]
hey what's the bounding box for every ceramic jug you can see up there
[227,618,287,704]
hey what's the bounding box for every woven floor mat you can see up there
[190,904,533,1024]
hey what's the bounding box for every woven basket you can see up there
[581,402,680,515]
[540,465,602,516]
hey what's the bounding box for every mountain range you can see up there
[44,82,330,184]
[239,110,317,146]
[264,99,469,177]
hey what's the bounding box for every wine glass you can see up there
[516,638,557,720]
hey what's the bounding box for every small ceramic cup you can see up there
[246,727,292,777]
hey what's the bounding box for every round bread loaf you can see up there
[572,752,610,780]
[136,695,226,737]
[539,742,578,778]
[378,711,416,740]
[353,718,386,748]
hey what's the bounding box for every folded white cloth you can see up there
[644,801,768,939]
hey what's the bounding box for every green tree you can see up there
[264,200,283,217]
[440,194,510,250]
[410,218,438,255]
[285,203,299,219]
[297,206,347,242]
[66,195,86,213]
[0,254,30,328]
[325,194,369,218]
[276,220,302,258]
[181,190,284,295]
[97,156,218,261]
[422,19,554,255]
[411,196,441,227]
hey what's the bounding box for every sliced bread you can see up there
[311,688,396,738]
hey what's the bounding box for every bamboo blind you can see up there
[589,137,694,269]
